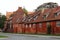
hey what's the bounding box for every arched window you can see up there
[33,24,36,28]
[29,24,31,28]
[26,24,28,28]
[39,23,42,28]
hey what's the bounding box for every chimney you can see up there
[18,7,22,9]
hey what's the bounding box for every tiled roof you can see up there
[10,7,25,24]
[8,6,60,24]
[24,6,60,23]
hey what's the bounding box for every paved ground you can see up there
[0,32,60,40]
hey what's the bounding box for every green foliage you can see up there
[0,14,6,29]
[23,8,28,15]
[0,35,8,38]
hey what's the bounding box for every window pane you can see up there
[56,21,60,27]
[39,23,42,28]
[29,24,31,28]
[26,24,28,28]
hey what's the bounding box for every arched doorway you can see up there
[46,22,51,34]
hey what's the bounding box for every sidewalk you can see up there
[0,32,60,38]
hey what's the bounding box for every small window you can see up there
[45,5,50,8]
[54,13,58,17]
[39,23,42,28]
[54,12,60,17]
[22,18,25,22]
[26,24,28,28]
[43,13,49,19]
[56,21,60,27]
[29,24,31,28]
[28,19,30,21]
[34,16,38,20]
[43,15,46,19]
[16,18,19,22]
[57,12,60,15]
[33,24,36,28]
[28,18,31,21]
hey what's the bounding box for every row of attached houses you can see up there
[4,2,60,34]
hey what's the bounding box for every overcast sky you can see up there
[0,0,60,15]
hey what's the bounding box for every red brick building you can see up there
[4,2,60,34]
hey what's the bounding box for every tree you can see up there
[0,14,6,29]
[23,8,28,16]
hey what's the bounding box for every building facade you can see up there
[4,2,60,34]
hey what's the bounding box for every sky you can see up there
[0,0,60,15]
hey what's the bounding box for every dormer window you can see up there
[28,18,30,21]
[22,18,26,22]
[54,12,60,17]
[43,13,49,19]
[45,5,50,8]
[54,13,57,17]
[34,16,38,20]
[43,15,46,19]
[16,18,20,22]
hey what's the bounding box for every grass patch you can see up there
[0,35,8,38]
